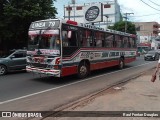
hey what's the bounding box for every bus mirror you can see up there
[68,31,72,38]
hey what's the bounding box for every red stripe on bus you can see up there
[61,66,78,77]
[63,48,136,61]
[125,57,136,63]
[90,60,119,70]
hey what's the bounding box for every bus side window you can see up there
[80,29,91,47]
[62,31,69,47]
[85,30,92,47]
[123,37,128,48]
[94,31,104,47]
[133,38,137,48]
[101,32,105,47]
[128,38,132,48]
[115,34,121,48]
[105,33,114,48]
[129,37,134,48]
[78,30,83,46]
[121,36,124,48]
[68,31,78,47]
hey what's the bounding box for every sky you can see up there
[54,0,160,23]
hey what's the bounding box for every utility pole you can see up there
[68,4,71,20]
[105,15,109,28]
[64,5,65,19]
[124,13,134,33]
[72,0,76,21]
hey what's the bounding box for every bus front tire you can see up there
[77,62,89,79]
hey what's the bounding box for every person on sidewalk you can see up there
[151,59,160,82]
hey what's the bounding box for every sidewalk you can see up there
[46,68,160,120]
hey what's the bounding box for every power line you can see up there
[130,13,160,17]
[148,0,160,6]
[140,0,160,11]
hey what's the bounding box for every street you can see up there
[0,56,152,102]
[0,56,157,111]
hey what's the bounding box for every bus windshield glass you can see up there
[28,30,60,54]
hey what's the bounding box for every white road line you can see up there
[0,61,155,105]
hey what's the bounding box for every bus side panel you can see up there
[61,66,78,77]
[90,60,119,70]
[125,57,136,64]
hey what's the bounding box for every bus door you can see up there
[62,25,79,57]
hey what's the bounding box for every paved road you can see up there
[0,57,157,111]
[0,57,157,112]
[0,56,156,108]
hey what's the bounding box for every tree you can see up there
[0,0,57,52]
[108,21,136,34]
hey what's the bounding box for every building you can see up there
[134,22,160,43]
[137,43,151,54]
[64,0,121,29]
[151,36,160,50]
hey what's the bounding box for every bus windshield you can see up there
[28,30,60,54]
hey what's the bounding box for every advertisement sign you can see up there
[84,3,103,23]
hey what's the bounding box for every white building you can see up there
[134,22,160,44]
[151,36,160,50]
[64,0,121,29]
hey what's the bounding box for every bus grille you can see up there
[31,63,48,68]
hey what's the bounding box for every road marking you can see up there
[0,61,155,105]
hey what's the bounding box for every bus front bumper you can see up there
[26,66,60,77]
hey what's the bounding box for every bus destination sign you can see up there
[29,20,60,30]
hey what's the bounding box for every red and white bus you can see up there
[26,19,137,78]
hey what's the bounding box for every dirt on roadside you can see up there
[42,68,160,120]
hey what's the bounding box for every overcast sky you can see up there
[54,0,160,23]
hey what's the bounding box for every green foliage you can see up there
[108,21,136,34]
[0,0,57,51]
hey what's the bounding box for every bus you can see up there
[26,19,137,78]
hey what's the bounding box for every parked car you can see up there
[144,51,159,61]
[156,49,160,55]
[0,49,26,75]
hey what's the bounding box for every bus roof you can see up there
[29,18,136,37]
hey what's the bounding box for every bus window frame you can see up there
[123,36,129,48]
[104,32,114,48]
[61,24,79,47]
[115,34,122,48]
[79,28,93,47]
[94,31,105,47]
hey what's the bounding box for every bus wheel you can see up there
[118,58,124,69]
[0,65,7,75]
[77,62,89,78]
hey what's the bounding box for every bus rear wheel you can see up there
[77,62,89,79]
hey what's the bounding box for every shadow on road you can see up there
[31,65,131,85]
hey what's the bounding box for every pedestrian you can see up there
[151,58,160,82]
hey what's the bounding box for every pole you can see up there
[105,15,109,28]
[71,0,76,21]
[124,13,134,33]
[64,5,65,19]
[68,4,71,20]
[124,13,127,33]
[74,3,75,21]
